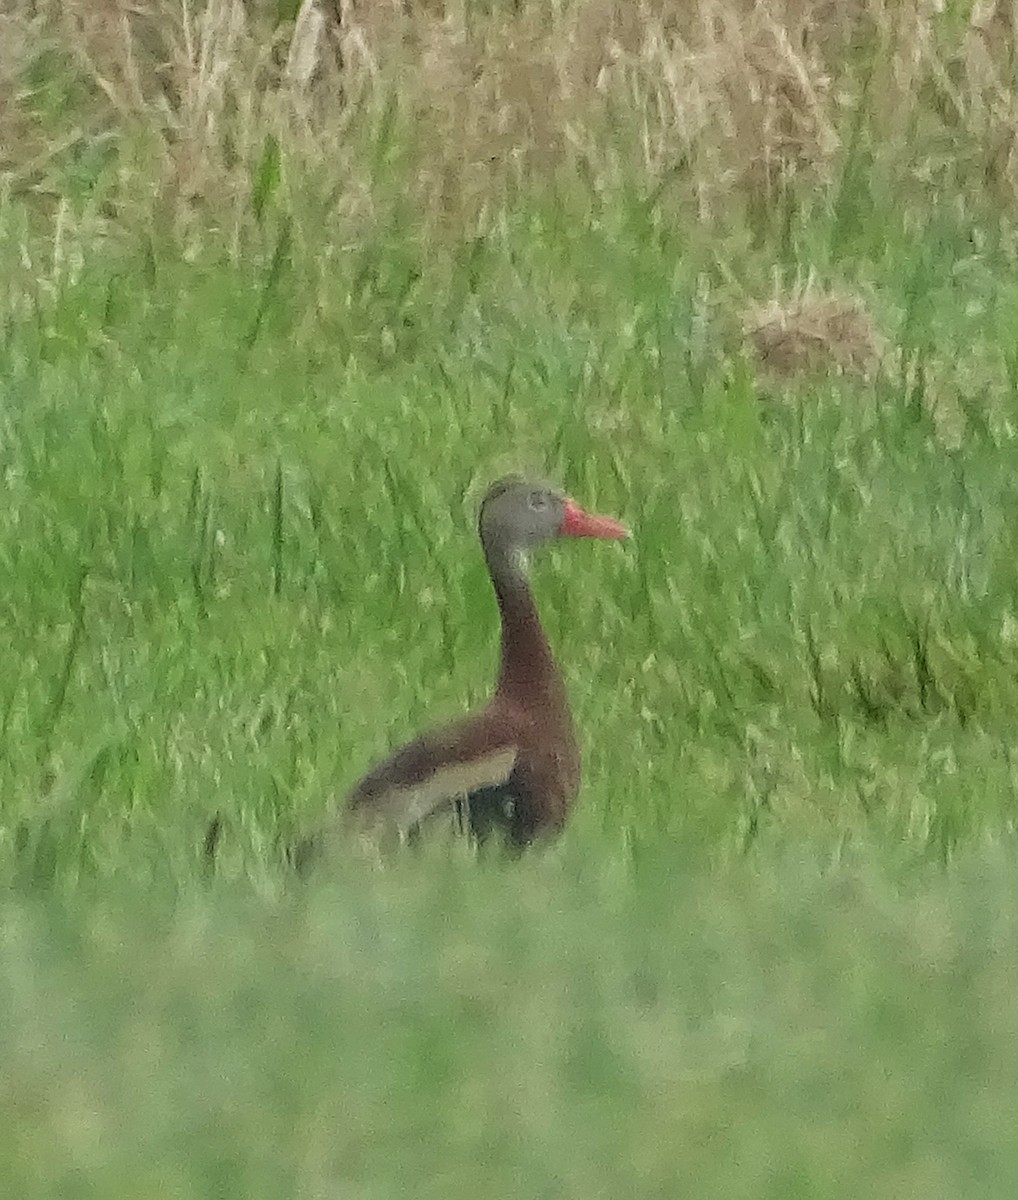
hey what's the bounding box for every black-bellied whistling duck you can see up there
[297,476,627,864]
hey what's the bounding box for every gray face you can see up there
[479,478,566,554]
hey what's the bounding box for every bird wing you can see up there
[344,709,520,840]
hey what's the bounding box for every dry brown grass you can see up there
[339,0,844,224]
[0,0,1014,249]
[743,282,887,380]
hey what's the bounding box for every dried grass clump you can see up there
[743,284,887,381]
[742,284,1001,451]
[57,1,291,194]
[0,10,59,176]
[951,1,1018,204]
[23,0,360,260]
[675,3,840,204]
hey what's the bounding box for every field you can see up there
[2,0,1018,1194]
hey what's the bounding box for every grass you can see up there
[2,0,1018,1194]
[4,847,1018,1198]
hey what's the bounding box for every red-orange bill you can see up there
[559,498,629,540]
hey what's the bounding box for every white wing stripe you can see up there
[357,746,518,836]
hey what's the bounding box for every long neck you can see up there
[483,537,566,707]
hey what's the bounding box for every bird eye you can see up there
[527,491,549,511]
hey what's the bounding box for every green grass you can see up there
[4,10,1018,1191]
[3,847,1018,1198]
[4,196,1017,880]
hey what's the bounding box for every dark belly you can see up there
[458,776,544,851]
[461,782,520,847]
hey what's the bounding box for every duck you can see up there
[296,475,627,865]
